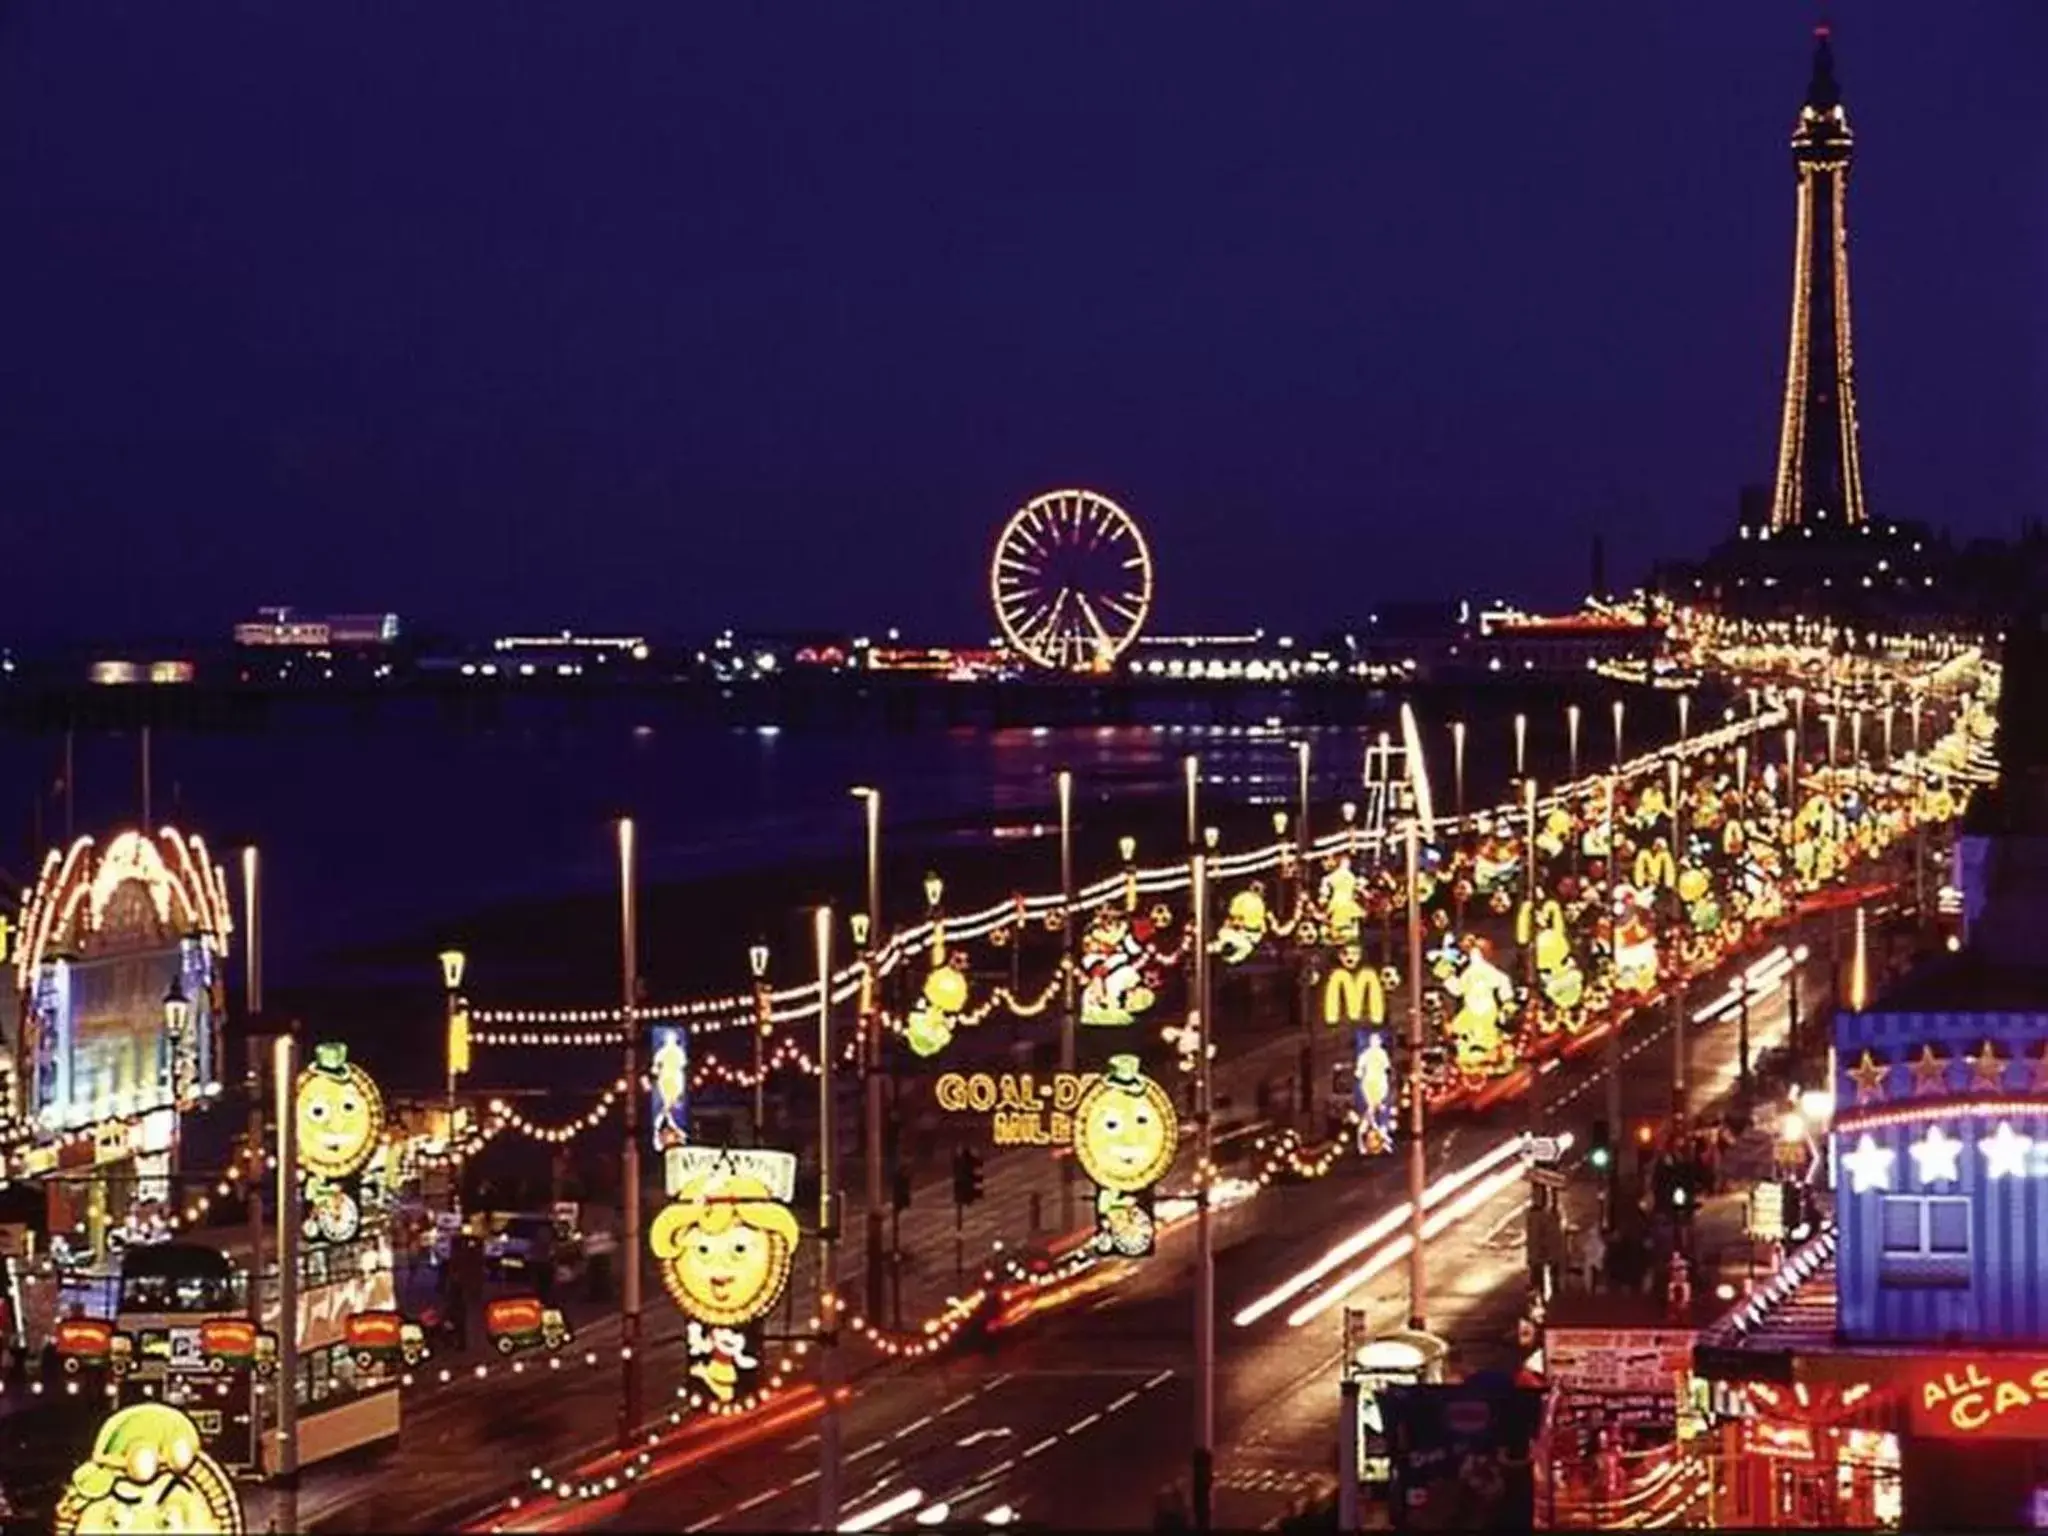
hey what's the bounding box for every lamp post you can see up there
[617,818,643,1450]
[240,845,266,1432]
[1296,741,1312,853]
[1404,817,1428,1332]
[815,905,842,1531]
[439,949,468,1147]
[161,979,190,1193]
[1058,768,1078,1234]
[1184,754,1200,852]
[273,1033,300,1535]
[853,911,886,1320]
[1789,944,1808,1062]
[749,941,771,1136]
[1678,692,1691,747]
[1603,775,1621,1219]
[1567,704,1582,784]
[1667,756,1686,1134]
[163,979,190,1095]
[850,787,885,1322]
[1191,845,1216,1533]
[1611,699,1625,770]
[1736,978,1752,1105]
[1451,720,1466,815]
[1513,713,1527,781]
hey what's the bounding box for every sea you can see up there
[0,681,1686,1078]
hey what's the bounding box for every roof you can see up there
[1697,1229,1841,1361]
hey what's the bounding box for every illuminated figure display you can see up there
[989,489,1153,673]
[1213,884,1268,966]
[1078,905,1158,1026]
[1472,817,1520,897]
[1436,937,1516,1074]
[650,1148,800,1405]
[295,1041,382,1182]
[1611,889,1660,996]
[1072,1054,1179,1257]
[54,1402,244,1536]
[905,948,970,1057]
[295,1041,385,1245]
[649,1026,690,1149]
[1318,856,1365,944]
[1354,1029,1396,1155]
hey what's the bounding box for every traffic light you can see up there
[952,1147,984,1206]
[1588,1119,1613,1173]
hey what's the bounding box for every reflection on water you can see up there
[0,691,1661,987]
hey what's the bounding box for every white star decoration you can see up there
[1842,1133,1895,1194]
[1909,1125,1964,1187]
[1978,1121,2036,1180]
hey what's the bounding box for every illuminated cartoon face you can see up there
[55,1403,243,1536]
[650,1174,799,1330]
[296,1070,378,1182]
[1074,1058,1178,1194]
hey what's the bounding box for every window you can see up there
[1878,1195,1971,1288]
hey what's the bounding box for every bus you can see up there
[115,1235,401,1471]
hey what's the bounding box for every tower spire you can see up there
[1806,25,1841,111]
[1766,24,1868,533]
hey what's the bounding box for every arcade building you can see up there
[1,829,233,1257]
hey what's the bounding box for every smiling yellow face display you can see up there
[294,1043,383,1183]
[55,1403,243,1536]
[1073,1056,1178,1194]
[650,1173,800,1329]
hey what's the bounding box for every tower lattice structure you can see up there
[1766,26,1869,533]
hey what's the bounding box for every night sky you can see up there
[1,2,2040,644]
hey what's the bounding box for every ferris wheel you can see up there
[989,489,1154,673]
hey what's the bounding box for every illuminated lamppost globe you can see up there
[990,489,1153,673]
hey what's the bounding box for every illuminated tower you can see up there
[1765,25,1869,533]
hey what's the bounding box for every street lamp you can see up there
[850,787,882,944]
[617,818,643,1450]
[163,979,191,1104]
[1513,713,1527,781]
[1677,692,1691,746]
[924,871,945,913]
[850,788,887,1323]
[1058,767,1078,1234]
[748,941,771,1136]
[1611,699,1625,769]
[1184,755,1200,851]
[1451,720,1467,815]
[1567,704,1582,784]
[1294,742,1311,855]
[438,949,469,1138]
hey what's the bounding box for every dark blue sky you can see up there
[1,2,2040,643]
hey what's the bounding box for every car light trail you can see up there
[840,1488,924,1532]
[1233,1133,1532,1327]
[1285,1132,1574,1328]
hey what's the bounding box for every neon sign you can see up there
[935,1071,1089,1147]
[650,1025,690,1151]
[293,1041,388,1246]
[1910,1360,2048,1439]
[649,1146,800,1406]
[1073,1055,1178,1258]
[55,1402,244,1535]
